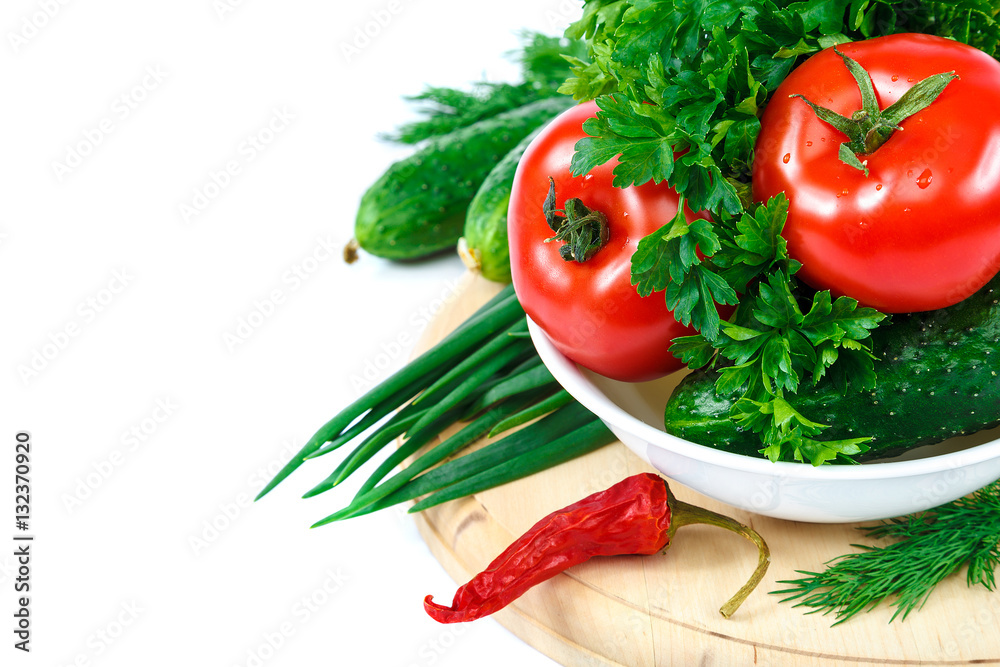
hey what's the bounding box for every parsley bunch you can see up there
[558,0,999,464]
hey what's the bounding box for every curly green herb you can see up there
[775,480,1000,624]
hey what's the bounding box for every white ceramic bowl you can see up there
[528,318,1000,523]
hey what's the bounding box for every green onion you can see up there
[302,405,457,499]
[465,360,556,415]
[312,401,595,525]
[299,382,422,462]
[260,282,617,531]
[348,340,532,495]
[336,391,549,519]
[255,284,521,500]
[412,318,529,408]
[487,389,574,437]
[391,400,594,496]
[408,417,616,512]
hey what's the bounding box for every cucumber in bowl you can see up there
[664,271,1000,461]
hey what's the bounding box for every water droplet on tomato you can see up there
[891,75,899,82]
[782,153,791,163]
[805,141,813,147]
[875,183,883,191]
[907,77,914,82]
[917,168,933,189]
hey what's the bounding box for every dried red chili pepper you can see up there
[424,472,770,623]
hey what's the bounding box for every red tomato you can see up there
[753,33,1000,313]
[508,101,705,382]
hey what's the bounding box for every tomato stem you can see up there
[542,176,609,262]
[792,45,958,176]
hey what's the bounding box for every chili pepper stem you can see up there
[667,491,771,619]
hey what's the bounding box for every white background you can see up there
[3,1,578,665]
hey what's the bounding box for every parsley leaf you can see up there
[631,200,736,340]
[711,269,886,464]
[663,195,886,463]
[733,395,871,465]
[571,93,677,187]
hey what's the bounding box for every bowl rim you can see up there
[527,317,1000,481]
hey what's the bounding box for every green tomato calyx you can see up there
[792,45,958,177]
[542,177,609,263]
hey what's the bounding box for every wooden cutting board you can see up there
[410,272,1000,666]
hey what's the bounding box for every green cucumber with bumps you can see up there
[458,126,545,283]
[354,96,574,260]
[664,272,1000,462]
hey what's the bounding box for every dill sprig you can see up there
[381,32,586,145]
[774,480,1000,625]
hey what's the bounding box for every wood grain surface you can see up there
[410,272,1000,666]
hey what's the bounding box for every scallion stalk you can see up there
[408,417,616,512]
[255,284,522,500]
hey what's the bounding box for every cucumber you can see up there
[354,96,574,261]
[664,272,1000,461]
[458,126,548,283]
